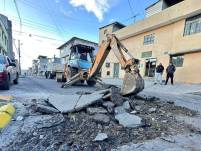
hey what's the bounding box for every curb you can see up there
[0,104,15,129]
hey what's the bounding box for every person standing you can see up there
[165,62,176,85]
[155,63,164,84]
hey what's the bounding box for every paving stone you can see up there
[87,107,108,115]
[91,114,110,124]
[115,113,142,128]
[94,133,108,141]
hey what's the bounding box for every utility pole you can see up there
[18,40,21,75]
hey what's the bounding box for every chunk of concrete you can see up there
[148,107,156,113]
[115,113,142,128]
[94,133,108,141]
[123,101,130,110]
[48,90,109,113]
[87,107,108,115]
[91,114,110,124]
[114,106,126,114]
[102,101,115,108]
[35,104,59,114]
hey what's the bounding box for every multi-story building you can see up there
[0,14,14,60]
[32,59,38,75]
[100,0,201,83]
[37,55,48,75]
[58,37,98,64]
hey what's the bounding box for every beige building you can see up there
[100,0,201,83]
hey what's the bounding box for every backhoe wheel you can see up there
[87,79,96,86]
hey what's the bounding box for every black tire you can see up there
[87,79,96,86]
[13,73,19,84]
[4,76,10,90]
[80,80,85,84]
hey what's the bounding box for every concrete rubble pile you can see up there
[3,87,197,150]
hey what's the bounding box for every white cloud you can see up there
[69,0,110,21]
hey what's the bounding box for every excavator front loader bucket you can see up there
[120,72,144,96]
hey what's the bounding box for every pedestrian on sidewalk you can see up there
[154,63,164,84]
[45,71,48,79]
[165,62,176,85]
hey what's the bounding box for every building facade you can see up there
[32,59,38,75]
[0,14,14,60]
[37,56,48,76]
[58,37,98,64]
[100,0,201,83]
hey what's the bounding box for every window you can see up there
[141,51,152,58]
[105,62,110,68]
[184,14,201,36]
[171,55,184,67]
[106,71,110,76]
[143,34,155,45]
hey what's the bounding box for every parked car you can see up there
[0,55,19,90]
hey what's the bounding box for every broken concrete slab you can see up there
[94,133,108,141]
[48,89,109,113]
[91,114,110,124]
[87,107,108,115]
[34,104,59,114]
[115,113,142,128]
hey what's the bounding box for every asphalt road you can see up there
[0,76,96,98]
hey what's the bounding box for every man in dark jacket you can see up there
[165,62,176,85]
[155,63,164,84]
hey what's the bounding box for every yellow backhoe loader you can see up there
[62,34,144,96]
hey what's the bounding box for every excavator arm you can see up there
[87,34,144,95]
[62,34,144,96]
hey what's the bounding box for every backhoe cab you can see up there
[64,44,97,86]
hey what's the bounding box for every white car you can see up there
[0,55,19,90]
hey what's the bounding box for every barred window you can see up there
[105,62,110,68]
[143,34,155,45]
[184,14,201,36]
[141,51,152,58]
[171,55,184,67]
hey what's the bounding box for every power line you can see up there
[42,0,66,40]
[13,0,22,33]
[13,30,65,42]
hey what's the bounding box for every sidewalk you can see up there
[102,78,201,112]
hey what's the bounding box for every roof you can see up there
[38,55,47,59]
[99,21,125,29]
[57,37,98,49]
[146,0,184,10]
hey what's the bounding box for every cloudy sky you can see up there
[0,0,156,69]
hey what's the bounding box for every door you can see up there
[113,63,119,78]
[145,59,156,77]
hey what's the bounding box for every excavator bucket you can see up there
[120,72,144,96]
